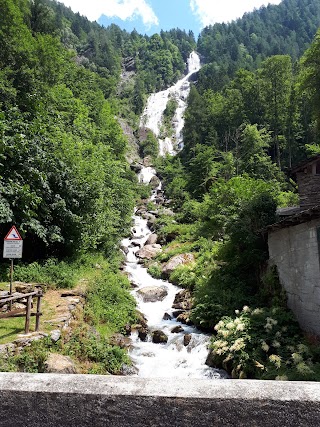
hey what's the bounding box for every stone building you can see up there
[266,155,320,337]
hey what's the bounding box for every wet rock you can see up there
[171,325,184,333]
[130,163,143,173]
[120,245,129,255]
[136,244,162,260]
[172,310,184,318]
[125,323,131,336]
[50,330,61,343]
[45,353,78,374]
[136,311,148,328]
[172,289,193,310]
[176,312,193,326]
[205,349,216,368]
[130,240,141,248]
[137,286,168,302]
[183,334,192,346]
[145,233,158,245]
[138,328,148,342]
[162,253,195,276]
[0,291,9,298]
[161,208,175,216]
[163,313,172,321]
[152,330,168,344]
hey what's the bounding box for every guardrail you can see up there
[0,373,320,426]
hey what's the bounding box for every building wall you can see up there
[268,218,320,336]
[1,373,320,426]
[296,170,320,209]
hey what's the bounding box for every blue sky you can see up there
[60,0,282,36]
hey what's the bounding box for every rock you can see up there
[130,163,143,173]
[171,325,184,333]
[50,330,61,343]
[145,233,158,245]
[45,353,78,374]
[163,313,172,320]
[205,349,216,368]
[109,333,131,348]
[149,175,161,189]
[120,245,129,255]
[162,253,195,276]
[138,328,148,342]
[125,323,131,336]
[136,311,148,328]
[60,290,85,298]
[136,244,162,260]
[130,240,141,248]
[176,312,193,326]
[152,330,168,344]
[143,156,153,167]
[14,283,34,293]
[161,208,175,216]
[0,291,9,298]
[137,286,168,302]
[172,289,193,310]
[120,364,139,376]
[172,310,184,318]
[184,334,192,346]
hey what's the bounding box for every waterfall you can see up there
[140,51,201,156]
[121,52,228,379]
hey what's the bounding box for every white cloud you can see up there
[61,0,159,26]
[190,0,282,28]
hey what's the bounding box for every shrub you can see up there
[209,306,320,380]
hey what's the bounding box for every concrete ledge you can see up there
[1,373,320,426]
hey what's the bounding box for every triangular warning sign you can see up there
[5,226,22,241]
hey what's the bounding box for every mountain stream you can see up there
[122,53,227,379]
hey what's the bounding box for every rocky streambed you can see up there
[122,166,228,379]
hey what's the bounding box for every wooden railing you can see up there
[0,290,43,334]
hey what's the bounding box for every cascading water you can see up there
[140,51,201,155]
[122,52,227,379]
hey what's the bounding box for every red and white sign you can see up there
[3,226,23,258]
[5,226,22,241]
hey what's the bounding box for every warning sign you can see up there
[5,226,22,241]
[3,226,23,258]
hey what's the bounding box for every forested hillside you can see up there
[0,0,195,260]
[197,0,320,91]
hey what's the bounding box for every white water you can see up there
[122,52,226,379]
[140,51,201,155]
[122,206,225,379]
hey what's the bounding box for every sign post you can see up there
[3,226,23,310]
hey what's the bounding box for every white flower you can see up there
[236,323,245,331]
[242,306,250,313]
[261,341,269,352]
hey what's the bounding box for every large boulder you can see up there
[145,233,158,245]
[152,330,168,344]
[45,353,78,374]
[136,244,162,260]
[162,253,195,276]
[137,286,168,302]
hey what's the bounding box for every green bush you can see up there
[85,270,137,336]
[147,263,162,279]
[209,306,320,380]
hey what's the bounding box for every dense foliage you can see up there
[197,0,320,92]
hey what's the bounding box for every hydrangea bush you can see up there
[210,306,320,380]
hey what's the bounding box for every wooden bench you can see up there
[0,290,43,334]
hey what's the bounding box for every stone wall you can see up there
[268,218,320,336]
[296,170,320,208]
[1,373,320,426]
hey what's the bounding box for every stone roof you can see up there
[265,205,320,233]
